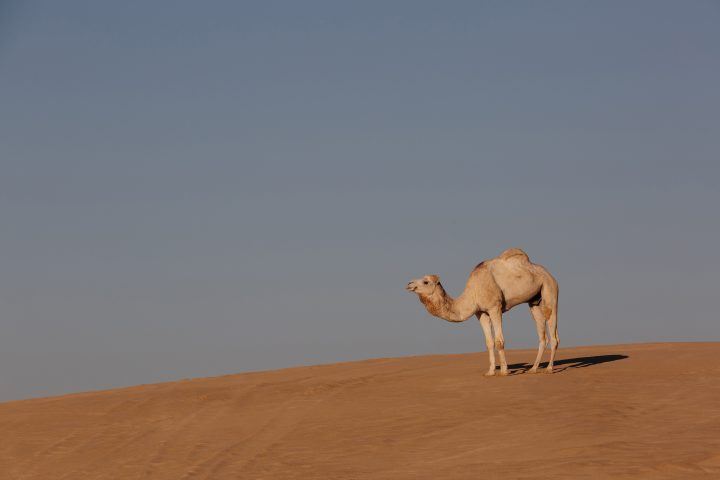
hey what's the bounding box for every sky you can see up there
[1,0,719,401]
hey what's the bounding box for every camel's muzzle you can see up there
[406,282,417,292]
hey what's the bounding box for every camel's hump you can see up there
[498,248,530,261]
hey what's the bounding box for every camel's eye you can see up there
[423,281,429,285]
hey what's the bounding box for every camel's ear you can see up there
[427,275,440,284]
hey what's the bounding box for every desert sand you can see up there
[1,342,719,479]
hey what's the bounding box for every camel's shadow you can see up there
[507,354,629,374]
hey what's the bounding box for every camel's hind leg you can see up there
[527,305,547,373]
[546,307,559,373]
[542,283,559,374]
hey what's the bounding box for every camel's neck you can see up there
[419,284,476,323]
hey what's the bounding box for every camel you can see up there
[406,248,559,376]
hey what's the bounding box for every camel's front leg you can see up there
[489,307,509,376]
[476,313,496,376]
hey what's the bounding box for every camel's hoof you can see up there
[484,370,496,377]
[544,367,554,374]
[527,368,538,374]
[498,369,509,376]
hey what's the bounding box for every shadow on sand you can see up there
[507,354,629,374]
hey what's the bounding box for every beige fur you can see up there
[406,248,559,376]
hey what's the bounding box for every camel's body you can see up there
[406,248,559,375]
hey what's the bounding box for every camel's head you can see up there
[406,275,441,296]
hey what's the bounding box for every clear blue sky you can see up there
[1,1,719,401]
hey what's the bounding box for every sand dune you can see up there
[1,343,719,479]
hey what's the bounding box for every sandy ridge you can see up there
[1,342,719,479]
